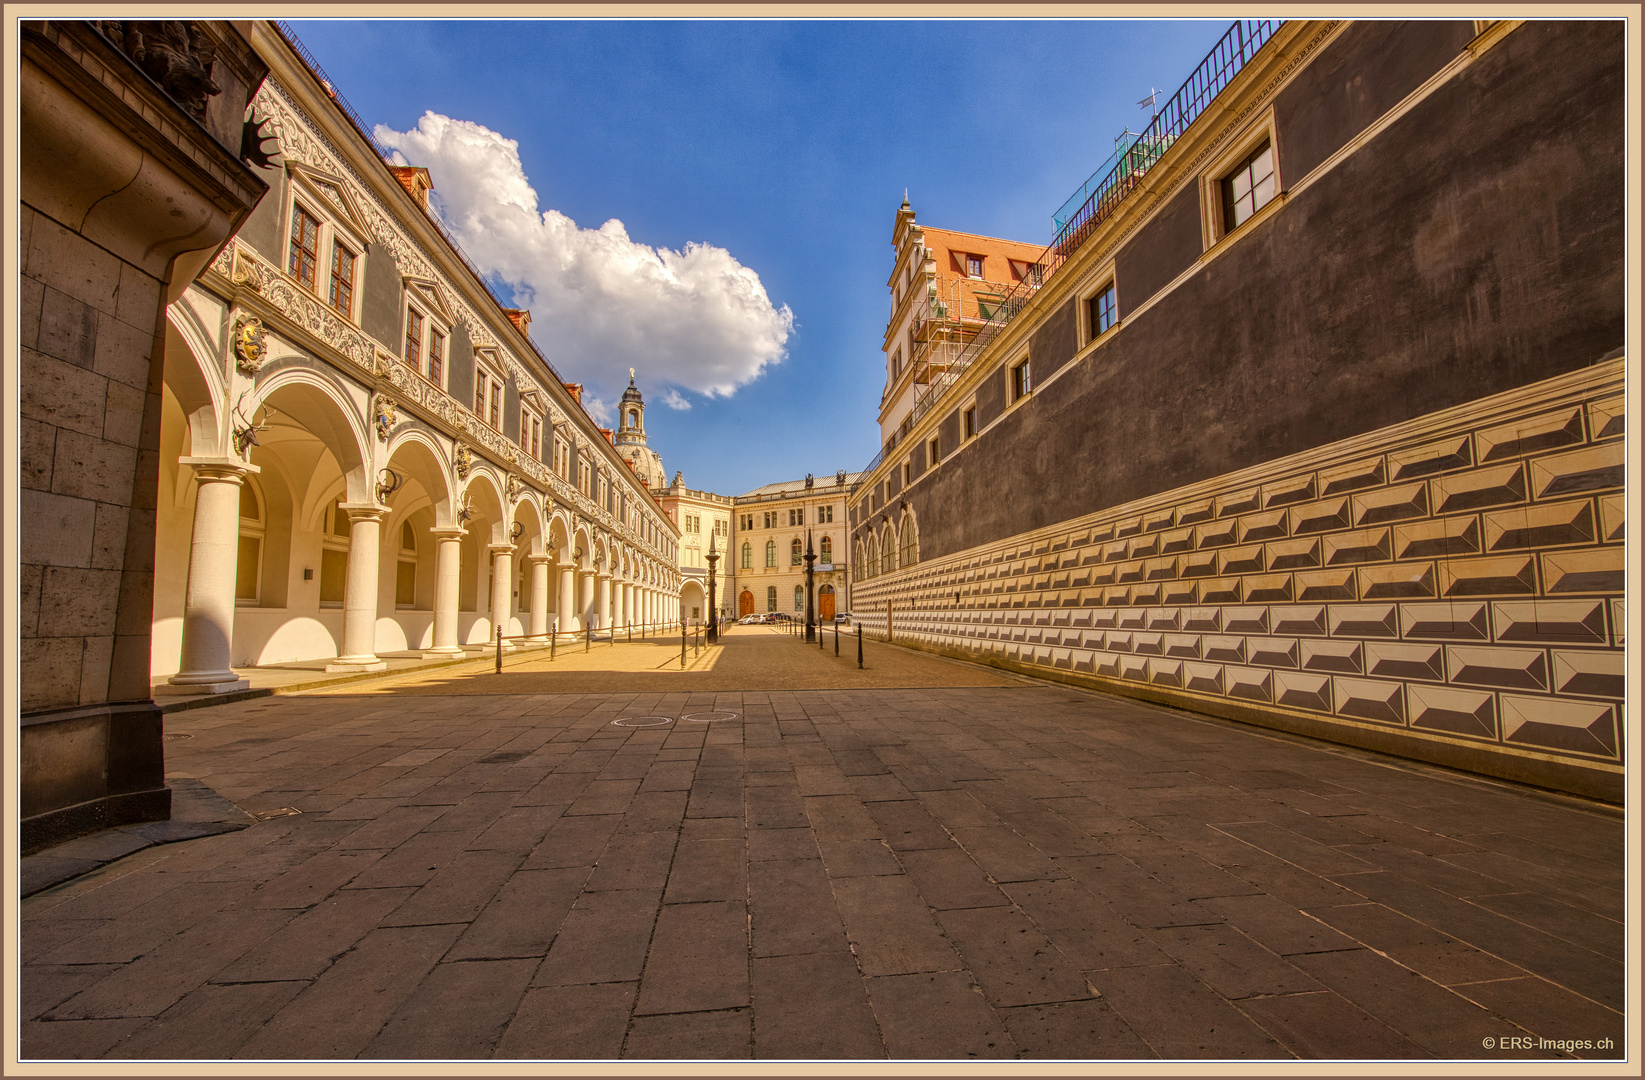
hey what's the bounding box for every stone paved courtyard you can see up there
[19,629,1626,1061]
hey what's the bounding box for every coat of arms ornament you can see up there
[454,444,473,479]
[232,315,267,374]
[371,394,397,441]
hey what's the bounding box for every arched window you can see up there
[794,585,804,611]
[865,535,878,578]
[790,538,802,566]
[741,542,752,570]
[880,528,895,575]
[765,540,776,568]
[766,586,777,612]
[899,515,918,569]
[820,536,833,563]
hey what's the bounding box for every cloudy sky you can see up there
[289,18,1228,494]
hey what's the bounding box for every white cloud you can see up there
[375,112,793,400]
[660,388,692,411]
[582,394,614,427]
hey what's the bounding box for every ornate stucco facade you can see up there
[150,22,682,690]
[730,472,861,622]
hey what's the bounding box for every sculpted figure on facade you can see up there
[454,444,473,479]
[371,393,397,441]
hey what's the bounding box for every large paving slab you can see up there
[18,632,1626,1062]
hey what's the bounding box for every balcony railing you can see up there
[862,18,1282,478]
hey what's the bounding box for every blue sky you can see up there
[287,18,1230,495]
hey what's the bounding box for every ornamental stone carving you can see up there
[231,315,268,374]
[371,394,397,441]
[454,444,473,479]
[506,476,523,503]
[94,21,221,120]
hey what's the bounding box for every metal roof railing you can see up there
[859,18,1283,480]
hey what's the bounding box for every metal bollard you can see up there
[857,624,863,669]
[681,623,686,669]
[495,633,502,674]
[550,628,556,661]
[835,625,840,656]
[586,625,591,652]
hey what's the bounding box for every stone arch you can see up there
[164,302,227,456]
[250,368,370,504]
[897,509,919,569]
[382,427,455,527]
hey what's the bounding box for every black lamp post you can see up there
[705,532,720,644]
[803,528,817,643]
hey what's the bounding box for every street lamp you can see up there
[804,528,817,643]
[705,531,720,644]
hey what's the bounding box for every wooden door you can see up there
[738,590,754,616]
[818,585,835,621]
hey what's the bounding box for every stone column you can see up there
[598,575,612,632]
[489,544,516,650]
[526,556,552,641]
[328,504,388,672]
[422,526,466,658]
[580,571,596,632]
[622,583,633,629]
[164,460,257,694]
[558,564,577,634]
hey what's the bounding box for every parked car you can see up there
[834,612,852,625]
[737,614,761,625]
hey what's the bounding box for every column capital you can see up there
[339,503,389,523]
[179,457,259,482]
[429,526,466,541]
[488,542,518,556]
[522,553,553,565]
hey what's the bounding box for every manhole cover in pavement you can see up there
[681,711,739,723]
[611,716,673,728]
[162,733,193,740]
[253,806,302,819]
[479,752,529,763]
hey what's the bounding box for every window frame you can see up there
[1011,357,1033,401]
[1086,280,1118,344]
[1199,111,1282,250]
[963,403,977,440]
[474,360,506,431]
[282,174,371,323]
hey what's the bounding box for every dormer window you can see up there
[284,168,371,322]
[966,254,983,279]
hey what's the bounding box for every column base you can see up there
[420,647,469,660]
[324,658,388,673]
[159,676,250,695]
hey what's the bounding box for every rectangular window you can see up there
[319,547,348,604]
[1222,141,1276,232]
[395,560,416,607]
[763,511,777,529]
[405,308,423,371]
[329,243,355,315]
[964,406,977,439]
[903,461,912,485]
[1089,284,1117,339]
[928,436,940,464]
[1012,359,1032,400]
[475,369,489,421]
[766,586,777,612]
[818,505,833,523]
[739,513,753,531]
[235,536,261,601]
[488,381,502,429]
[891,348,902,379]
[428,327,445,386]
[288,204,320,288]
[966,253,983,278]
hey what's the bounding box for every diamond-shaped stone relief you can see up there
[1530,442,1623,500]
[1431,463,1527,515]
[1178,499,1214,525]
[1119,655,1149,681]
[1333,677,1405,725]
[1146,608,1181,630]
[1274,670,1333,712]
[1164,633,1201,659]
[1542,547,1623,594]
[1355,562,1433,600]
[1195,520,1239,548]
[1200,577,1242,604]
[1220,545,1265,574]
[1216,488,1261,518]
[1598,494,1623,542]
[1353,482,1428,525]
[1587,394,1624,441]
[1328,604,1399,638]
[1244,574,1293,603]
[1394,515,1481,560]
[1181,551,1219,578]
[1248,637,1300,669]
[1407,684,1497,739]
[1475,406,1585,463]
[1184,662,1224,694]
[1290,497,1353,536]
[1161,527,1195,554]
[1483,499,1595,551]
[1239,510,1289,543]
[1149,658,1183,687]
[1183,608,1220,632]
[1323,528,1392,565]
[1268,537,1322,570]
[1500,695,1616,757]
[1610,598,1624,647]
[1203,635,1246,663]
[1264,474,1316,508]
[1296,568,1358,602]
[1549,649,1624,699]
[1320,455,1387,496]
[1143,508,1175,533]
[1271,605,1327,636]
[1437,554,1537,597]
[1390,435,1472,481]
[1364,641,1444,681]
[1129,535,1160,559]
[1226,666,1272,703]
[1400,602,1490,641]
[1490,599,1608,645]
[1446,644,1549,692]
[1302,639,1363,674]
